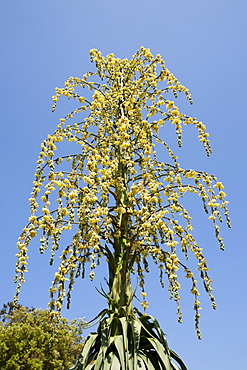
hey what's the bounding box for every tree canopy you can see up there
[0,302,85,370]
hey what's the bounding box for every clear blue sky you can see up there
[0,1,246,369]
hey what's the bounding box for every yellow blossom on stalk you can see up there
[14,47,230,339]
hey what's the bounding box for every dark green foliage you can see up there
[0,302,85,370]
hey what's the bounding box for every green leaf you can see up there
[128,352,135,370]
[84,363,97,370]
[114,335,126,369]
[86,309,108,329]
[109,354,121,370]
[94,318,112,370]
[119,316,129,367]
[78,333,98,368]
[136,352,147,370]
[144,348,166,370]
[129,316,142,370]
[170,349,188,370]
[146,337,172,370]
[148,315,169,349]
[102,353,113,370]
[171,362,181,370]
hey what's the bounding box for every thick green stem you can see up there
[108,251,133,315]
[107,149,133,315]
[106,73,134,316]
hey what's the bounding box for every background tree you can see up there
[0,302,85,370]
[13,47,230,369]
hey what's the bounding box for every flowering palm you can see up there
[14,47,230,369]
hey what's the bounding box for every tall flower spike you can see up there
[14,47,230,338]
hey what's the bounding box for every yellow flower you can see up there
[185,271,194,278]
[208,215,216,220]
[191,286,200,295]
[186,224,194,231]
[213,182,224,190]
[140,301,149,309]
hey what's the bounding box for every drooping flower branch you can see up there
[14,47,230,338]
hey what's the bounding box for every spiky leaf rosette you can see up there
[70,308,187,370]
[14,47,230,338]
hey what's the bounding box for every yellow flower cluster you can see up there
[14,47,230,338]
